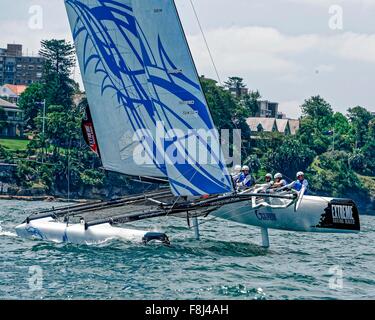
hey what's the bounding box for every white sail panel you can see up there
[64,0,233,196]
[65,0,167,178]
[132,0,233,196]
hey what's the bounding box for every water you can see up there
[1,200,374,300]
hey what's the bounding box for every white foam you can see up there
[0,230,17,237]
[0,224,17,237]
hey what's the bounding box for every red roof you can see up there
[4,84,28,96]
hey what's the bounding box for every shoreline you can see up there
[0,194,93,203]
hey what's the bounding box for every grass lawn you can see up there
[0,138,29,151]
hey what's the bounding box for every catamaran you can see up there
[16,0,360,247]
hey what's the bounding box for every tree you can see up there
[37,104,82,154]
[200,77,238,131]
[361,118,375,174]
[301,95,334,129]
[309,151,366,198]
[224,77,247,99]
[262,136,316,179]
[298,96,335,155]
[200,76,252,160]
[347,106,374,149]
[331,112,352,151]
[242,90,261,117]
[0,144,11,162]
[18,82,45,130]
[39,39,76,109]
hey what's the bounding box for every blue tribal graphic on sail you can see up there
[65,0,233,196]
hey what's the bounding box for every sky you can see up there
[1,0,374,118]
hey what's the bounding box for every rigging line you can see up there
[189,0,222,85]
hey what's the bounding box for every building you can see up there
[0,84,27,104]
[256,100,279,118]
[288,119,300,135]
[0,97,24,137]
[246,117,300,137]
[228,87,249,99]
[0,44,44,86]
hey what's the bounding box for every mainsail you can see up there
[65,0,233,196]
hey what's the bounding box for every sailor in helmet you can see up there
[286,171,309,192]
[231,165,242,185]
[237,165,255,190]
[265,173,273,184]
[256,173,274,192]
[271,173,287,189]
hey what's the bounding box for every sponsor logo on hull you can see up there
[316,199,360,231]
[255,210,277,221]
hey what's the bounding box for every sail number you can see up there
[331,205,355,225]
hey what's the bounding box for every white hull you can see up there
[15,194,359,248]
[212,195,360,234]
[15,218,169,245]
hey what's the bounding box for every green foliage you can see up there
[331,112,352,151]
[242,90,261,117]
[18,83,45,130]
[200,76,252,161]
[348,106,374,149]
[301,95,334,122]
[37,104,82,150]
[201,77,238,131]
[15,160,36,188]
[361,119,375,175]
[298,96,334,155]
[39,39,76,109]
[349,149,367,174]
[80,169,105,187]
[309,151,366,198]
[0,144,11,161]
[262,136,316,179]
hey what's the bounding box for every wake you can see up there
[0,223,17,238]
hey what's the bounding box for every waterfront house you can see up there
[0,97,24,137]
[246,117,300,137]
[0,84,27,104]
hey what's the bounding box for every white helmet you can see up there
[265,173,272,179]
[274,173,283,179]
[296,171,304,178]
[234,165,242,172]
[242,165,250,171]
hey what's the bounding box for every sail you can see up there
[65,0,233,196]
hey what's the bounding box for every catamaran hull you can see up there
[212,195,360,233]
[15,218,169,245]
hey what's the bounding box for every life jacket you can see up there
[239,173,254,187]
[231,173,241,184]
[293,179,307,192]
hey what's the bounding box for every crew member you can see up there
[237,165,254,190]
[287,171,309,192]
[272,173,287,189]
[265,173,273,184]
[231,165,242,185]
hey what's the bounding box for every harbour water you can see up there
[0,200,374,300]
